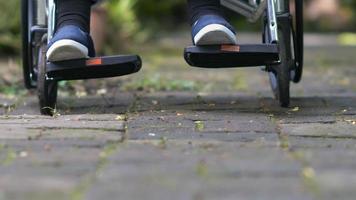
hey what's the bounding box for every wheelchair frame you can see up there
[184,0,304,107]
[22,0,142,115]
[21,0,304,115]
[221,0,303,83]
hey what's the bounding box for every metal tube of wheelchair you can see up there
[249,0,267,23]
[221,0,256,18]
[47,0,56,41]
[35,0,47,26]
[267,0,278,43]
[274,0,289,13]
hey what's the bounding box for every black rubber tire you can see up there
[21,0,34,89]
[266,26,291,108]
[37,39,58,116]
[292,0,304,83]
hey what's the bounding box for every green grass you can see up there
[196,160,209,178]
[123,73,200,92]
[70,142,121,200]
[233,71,248,91]
[0,84,26,97]
[194,121,205,132]
[0,147,16,166]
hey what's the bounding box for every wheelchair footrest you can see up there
[184,44,279,68]
[46,55,142,81]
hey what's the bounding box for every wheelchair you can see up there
[21,0,142,115]
[184,0,304,107]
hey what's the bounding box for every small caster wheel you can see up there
[268,69,290,107]
[265,25,291,108]
[291,0,304,83]
[37,38,58,115]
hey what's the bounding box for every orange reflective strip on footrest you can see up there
[221,45,240,52]
[86,58,102,66]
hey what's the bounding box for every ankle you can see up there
[56,0,92,33]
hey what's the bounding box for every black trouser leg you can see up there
[187,0,224,25]
[55,0,95,33]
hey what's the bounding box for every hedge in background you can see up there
[0,1,21,54]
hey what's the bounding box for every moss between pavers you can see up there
[70,92,135,200]
[265,107,321,198]
[194,120,205,132]
[0,146,16,166]
[123,73,201,93]
[233,71,248,91]
[70,142,122,200]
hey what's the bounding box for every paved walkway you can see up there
[0,33,355,200]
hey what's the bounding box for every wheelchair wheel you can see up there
[291,0,304,83]
[37,37,58,116]
[265,19,292,107]
[21,0,35,89]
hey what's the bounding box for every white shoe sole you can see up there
[46,39,89,62]
[194,24,237,45]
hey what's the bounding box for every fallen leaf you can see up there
[290,107,300,112]
[194,121,205,132]
[19,151,28,158]
[115,115,126,121]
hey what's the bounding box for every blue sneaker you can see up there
[46,25,95,62]
[192,15,237,46]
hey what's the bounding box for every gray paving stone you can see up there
[0,142,105,200]
[288,136,356,150]
[5,92,135,115]
[299,149,356,171]
[0,126,38,140]
[290,149,356,200]
[0,147,103,200]
[126,110,279,145]
[0,189,71,200]
[280,121,356,138]
[0,139,112,150]
[85,141,309,200]
[277,115,337,124]
[87,176,313,200]
[56,93,135,114]
[128,110,277,132]
[129,131,279,146]
[0,115,125,132]
[316,171,356,200]
[135,93,263,112]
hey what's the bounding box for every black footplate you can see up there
[184,44,280,68]
[46,55,142,81]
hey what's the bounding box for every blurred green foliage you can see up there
[106,0,139,38]
[104,0,186,42]
[342,0,356,23]
[102,0,141,53]
[0,1,21,54]
[134,0,186,25]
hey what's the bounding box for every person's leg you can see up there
[56,0,92,33]
[187,0,237,45]
[187,0,223,26]
[47,0,96,62]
